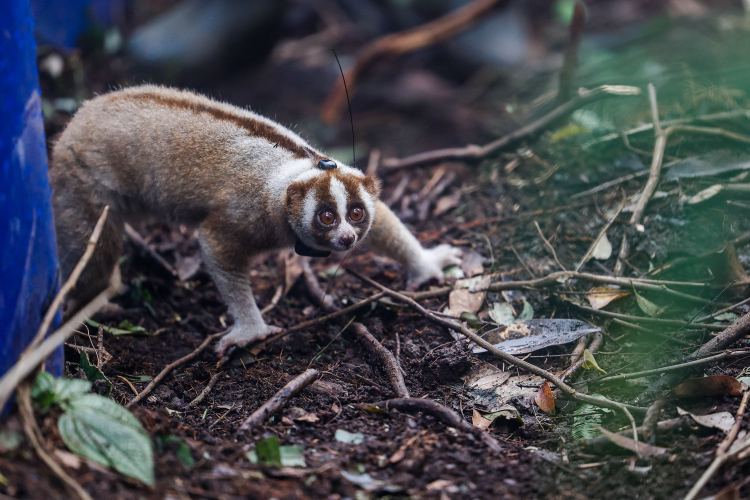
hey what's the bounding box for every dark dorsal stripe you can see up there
[115,92,316,160]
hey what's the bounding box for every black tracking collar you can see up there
[295,239,331,258]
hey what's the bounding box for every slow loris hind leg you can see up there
[198,226,281,355]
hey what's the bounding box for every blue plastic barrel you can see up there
[30,0,126,49]
[1,0,63,380]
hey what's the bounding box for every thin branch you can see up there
[249,292,386,354]
[381,85,641,170]
[359,398,503,454]
[583,108,750,149]
[30,207,109,351]
[561,331,603,381]
[17,383,92,500]
[347,269,647,420]
[123,222,177,278]
[684,391,750,500]
[260,284,284,315]
[575,199,625,272]
[405,270,711,302]
[300,261,407,397]
[301,258,336,312]
[692,312,750,358]
[535,221,567,271]
[126,330,227,408]
[350,323,409,398]
[697,296,750,323]
[236,369,320,435]
[186,357,229,409]
[571,303,722,331]
[572,170,649,199]
[321,0,506,123]
[629,84,666,225]
[0,284,119,411]
[592,350,750,384]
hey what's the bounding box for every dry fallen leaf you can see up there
[591,233,613,260]
[673,375,743,398]
[688,184,723,204]
[433,191,461,216]
[596,426,668,458]
[389,431,425,464]
[472,409,493,430]
[448,276,491,316]
[54,449,82,469]
[427,479,453,491]
[676,407,735,433]
[587,286,629,310]
[468,372,512,391]
[174,254,202,281]
[534,381,556,415]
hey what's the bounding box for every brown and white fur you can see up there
[50,85,461,355]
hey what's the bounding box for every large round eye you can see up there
[349,207,364,222]
[319,210,335,225]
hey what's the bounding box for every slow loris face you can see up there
[285,160,381,253]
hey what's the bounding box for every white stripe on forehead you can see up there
[293,168,324,184]
[302,188,317,230]
[358,184,376,228]
[329,177,348,220]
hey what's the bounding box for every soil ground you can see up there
[4,3,750,499]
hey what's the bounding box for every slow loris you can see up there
[50,85,461,354]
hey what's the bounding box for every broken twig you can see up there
[592,349,750,384]
[236,369,320,435]
[124,222,177,278]
[17,383,92,500]
[321,0,506,123]
[30,207,110,351]
[382,85,641,170]
[126,330,227,408]
[348,269,647,426]
[360,398,503,454]
[350,323,410,398]
[683,391,750,500]
[0,283,120,412]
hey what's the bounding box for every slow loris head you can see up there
[285,159,381,256]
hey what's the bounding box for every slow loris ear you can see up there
[363,175,381,199]
[285,182,307,217]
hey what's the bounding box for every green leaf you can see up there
[280,445,306,467]
[79,351,112,395]
[32,372,91,411]
[459,312,483,330]
[58,394,154,486]
[255,436,282,467]
[334,429,365,445]
[159,436,194,469]
[489,302,515,326]
[518,300,534,321]
[633,289,660,317]
[0,430,24,452]
[571,394,613,442]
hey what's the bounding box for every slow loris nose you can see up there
[339,234,355,248]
